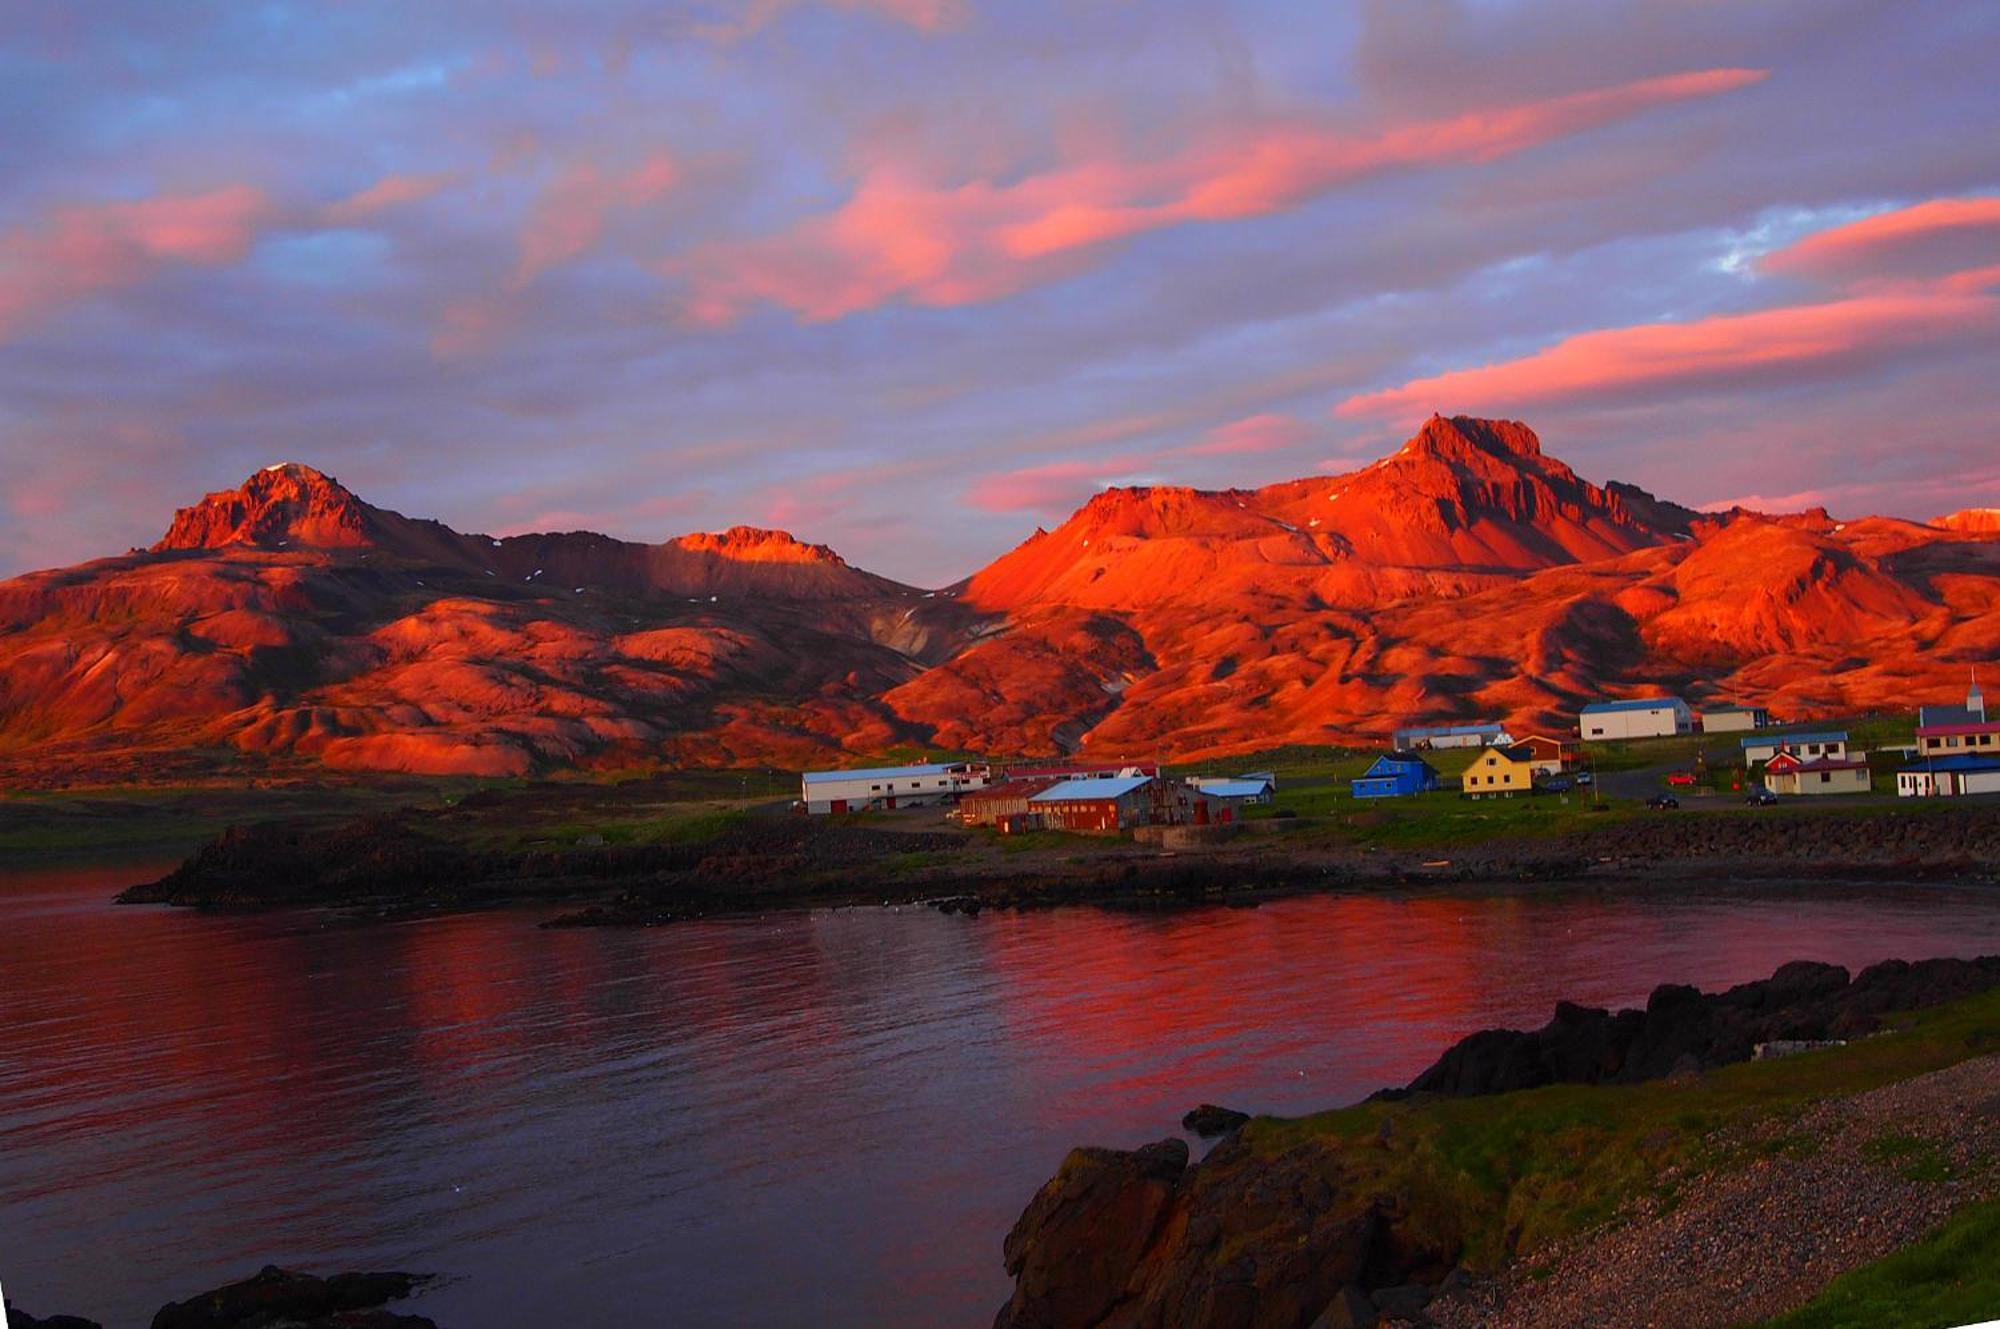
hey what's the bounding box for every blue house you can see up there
[1351,751,1441,799]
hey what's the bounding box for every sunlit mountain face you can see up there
[4,416,1997,783]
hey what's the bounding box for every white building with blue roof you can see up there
[799,761,989,814]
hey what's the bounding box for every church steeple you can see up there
[1972,667,1986,721]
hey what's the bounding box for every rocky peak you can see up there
[671,525,848,566]
[1403,413,1545,464]
[1937,507,2000,534]
[156,463,380,551]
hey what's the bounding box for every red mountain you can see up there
[3,418,1996,783]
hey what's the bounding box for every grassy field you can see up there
[1244,985,2000,1276]
[1757,1196,2000,1328]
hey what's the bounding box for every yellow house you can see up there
[1464,743,1537,798]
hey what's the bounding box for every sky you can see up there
[2,0,1998,585]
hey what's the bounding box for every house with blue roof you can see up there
[1742,731,1849,765]
[1351,751,1440,799]
[1577,697,1693,740]
[1190,774,1276,805]
[1897,752,2000,798]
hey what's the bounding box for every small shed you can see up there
[1190,775,1276,805]
[1700,704,1770,733]
[1351,752,1440,799]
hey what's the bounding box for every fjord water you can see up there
[7,866,2000,1328]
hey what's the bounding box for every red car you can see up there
[1665,770,1698,787]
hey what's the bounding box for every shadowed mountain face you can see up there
[4,417,1997,782]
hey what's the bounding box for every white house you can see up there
[1577,697,1693,740]
[1741,731,1849,765]
[800,762,989,814]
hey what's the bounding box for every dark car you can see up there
[1539,775,1575,794]
[1744,788,1779,806]
[1646,793,1680,809]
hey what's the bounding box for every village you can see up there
[794,673,2000,836]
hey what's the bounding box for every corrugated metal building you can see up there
[1028,774,1156,832]
[799,761,989,814]
[957,778,1059,829]
[1391,722,1510,750]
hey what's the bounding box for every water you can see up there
[4,863,2000,1328]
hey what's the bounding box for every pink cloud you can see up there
[1335,287,1997,423]
[1339,196,2000,424]
[514,152,680,285]
[963,458,1146,514]
[1180,412,1311,456]
[1762,195,2000,280]
[699,0,968,41]
[321,172,455,225]
[674,67,1764,324]
[0,185,276,339]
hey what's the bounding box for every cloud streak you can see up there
[0,185,278,340]
[1338,195,2000,423]
[674,68,1766,324]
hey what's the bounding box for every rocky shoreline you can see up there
[115,801,2000,924]
[992,956,2000,1329]
[4,1266,435,1329]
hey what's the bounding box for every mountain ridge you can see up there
[3,416,1996,783]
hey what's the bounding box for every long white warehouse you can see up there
[799,762,990,814]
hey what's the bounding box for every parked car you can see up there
[1539,775,1575,794]
[1646,793,1680,809]
[1574,771,1594,786]
[1665,770,1698,787]
[1744,788,1779,806]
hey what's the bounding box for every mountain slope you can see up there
[2,422,1995,783]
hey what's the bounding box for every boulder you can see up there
[5,1303,104,1329]
[149,1266,434,1329]
[1182,1105,1252,1138]
[997,1139,1188,1328]
[1308,1285,1378,1328]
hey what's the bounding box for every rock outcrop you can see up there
[1392,956,2000,1098]
[4,1267,434,1329]
[992,957,2000,1329]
